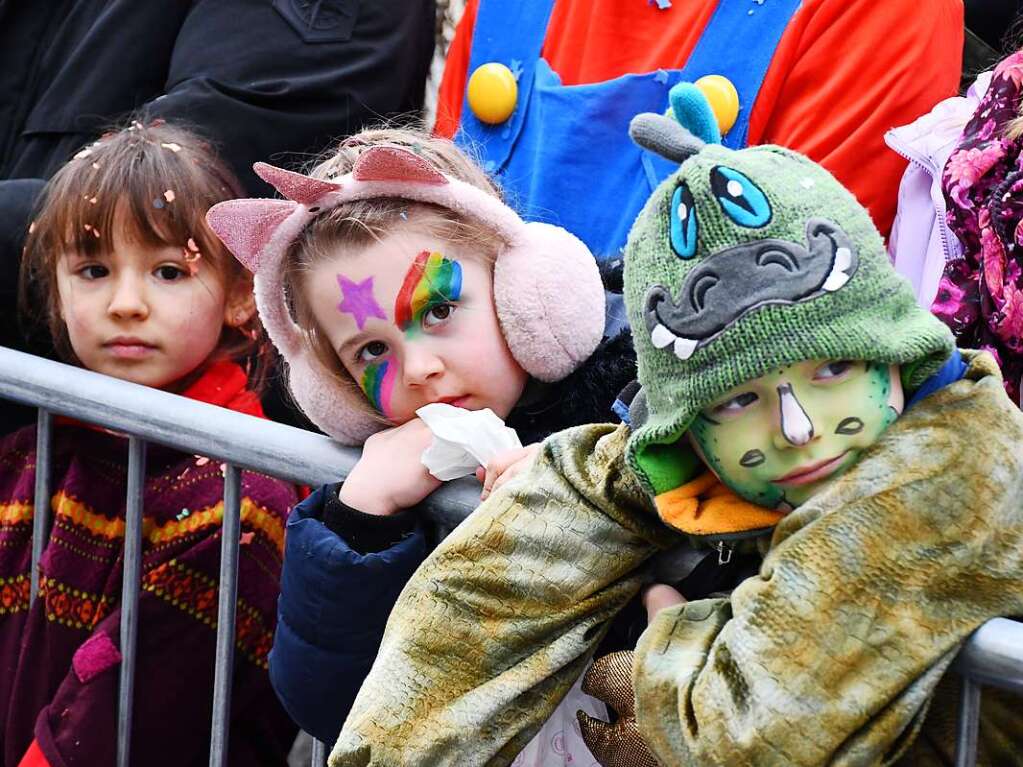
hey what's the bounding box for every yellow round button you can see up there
[467,63,518,125]
[695,75,740,136]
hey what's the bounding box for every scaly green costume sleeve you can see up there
[633,352,1023,766]
[330,423,679,766]
[331,354,1023,767]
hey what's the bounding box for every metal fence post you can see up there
[953,676,981,767]
[311,738,327,767]
[117,437,147,767]
[209,464,242,767]
[29,409,52,605]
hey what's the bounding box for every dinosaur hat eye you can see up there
[711,166,772,228]
[669,182,698,259]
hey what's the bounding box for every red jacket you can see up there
[436,0,964,236]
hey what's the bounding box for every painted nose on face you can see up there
[107,273,149,320]
[774,383,816,448]
[402,344,445,387]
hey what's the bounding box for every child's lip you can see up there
[104,337,158,359]
[773,451,849,487]
[436,395,470,408]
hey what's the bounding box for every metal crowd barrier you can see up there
[0,345,1021,767]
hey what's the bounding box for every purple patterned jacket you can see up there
[937,52,1023,405]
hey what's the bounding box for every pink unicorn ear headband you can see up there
[206,146,604,445]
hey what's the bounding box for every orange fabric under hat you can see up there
[654,471,785,536]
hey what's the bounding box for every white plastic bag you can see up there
[512,663,608,767]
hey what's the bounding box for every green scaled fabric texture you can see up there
[623,143,954,494]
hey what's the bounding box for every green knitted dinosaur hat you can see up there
[623,112,954,503]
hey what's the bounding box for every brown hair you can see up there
[19,119,268,387]
[282,126,507,420]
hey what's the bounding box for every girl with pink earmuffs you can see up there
[205,128,636,756]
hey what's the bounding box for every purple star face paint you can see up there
[360,358,397,417]
[337,274,387,330]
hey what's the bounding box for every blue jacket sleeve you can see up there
[268,485,430,744]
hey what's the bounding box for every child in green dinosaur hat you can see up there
[328,105,1023,767]
[623,108,953,537]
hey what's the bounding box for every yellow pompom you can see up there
[695,74,740,136]
[467,63,518,125]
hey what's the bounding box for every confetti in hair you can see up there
[163,189,176,203]
[394,251,462,331]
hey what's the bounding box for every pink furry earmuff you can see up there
[206,146,605,445]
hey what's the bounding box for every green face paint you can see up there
[688,360,903,509]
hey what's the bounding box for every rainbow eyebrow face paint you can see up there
[336,274,387,330]
[394,250,462,333]
[360,358,397,418]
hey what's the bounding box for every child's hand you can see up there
[474,444,541,501]
[642,583,686,623]
[339,419,442,515]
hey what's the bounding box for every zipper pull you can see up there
[715,541,733,565]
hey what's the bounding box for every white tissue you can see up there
[417,403,522,481]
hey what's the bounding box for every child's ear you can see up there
[223,276,257,328]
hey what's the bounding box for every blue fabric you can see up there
[458,0,801,259]
[678,0,803,150]
[670,83,721,145]
[907,349,968,409]
[268,485,429,744]
[457,0,801,332]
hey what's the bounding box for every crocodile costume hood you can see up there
[623,111,954,533]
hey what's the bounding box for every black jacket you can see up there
[0,0,434,194]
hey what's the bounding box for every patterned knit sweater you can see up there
[0,362,298,767]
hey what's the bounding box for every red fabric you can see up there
[15,742,48,767]
[179,360,265,418]
[54,360,265,434]
[435,0,964,236]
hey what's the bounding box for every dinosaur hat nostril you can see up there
[755,249,799,272]
[689,273,719,312]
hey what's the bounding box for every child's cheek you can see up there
[360,358,398,419]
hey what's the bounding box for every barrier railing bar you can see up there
[954,676,981,767]
[209,464,242,767]
[3,346,1023,764]
[0,346,478,528]
[953,618,1023,693]
[311,738,327,767]
[117,437,147,767]
[29,408,52,605]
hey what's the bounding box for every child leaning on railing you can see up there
[0,121,297,767]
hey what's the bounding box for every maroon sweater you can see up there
[0,363,298,767]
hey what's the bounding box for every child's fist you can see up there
[475,443,540,501]
[642,583,686,623]
[340,419,442,515]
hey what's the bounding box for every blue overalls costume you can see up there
[456,0,802,330]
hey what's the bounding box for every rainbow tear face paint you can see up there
[360,358,397,417]
[336,274,386,330]
[394,250,462,333]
